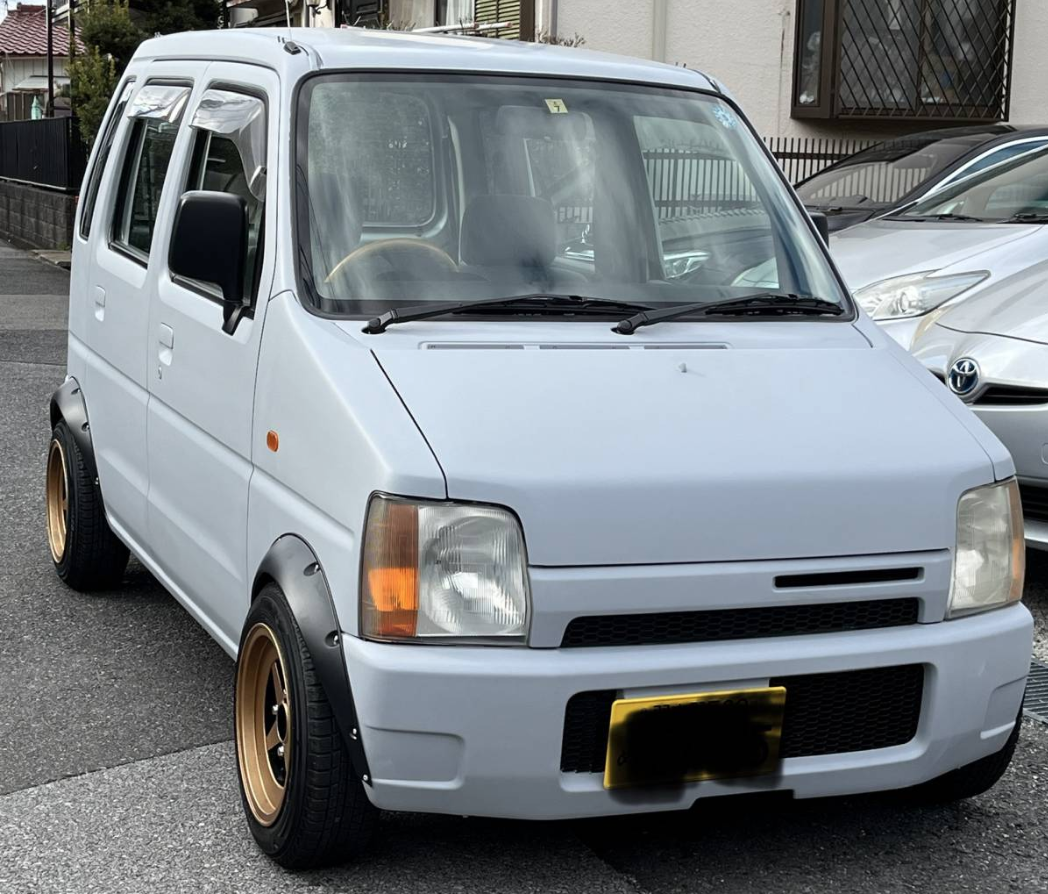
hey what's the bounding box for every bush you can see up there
[70,48,118,146]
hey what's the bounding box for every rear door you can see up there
[144,65,277,646]
[79,75,198,544]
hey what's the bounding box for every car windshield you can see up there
[796,136,972,209]
[295,74,848,319]
[894,145,1048,222]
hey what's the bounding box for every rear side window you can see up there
[111,84,191,260]
[79,79,135,240]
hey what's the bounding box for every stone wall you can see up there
[0,180,76,250]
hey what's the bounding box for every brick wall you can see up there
[0,180,75,250]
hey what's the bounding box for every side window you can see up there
[182,88,267,302]
[964,142,1048,178]
[79,79,135,240]
[111,84,192,260]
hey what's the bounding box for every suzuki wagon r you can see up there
[47,27,1033,870]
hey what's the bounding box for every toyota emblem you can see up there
[948,357,981,397]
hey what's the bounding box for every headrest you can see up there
[460,195,556,267]
[495,105,590,140]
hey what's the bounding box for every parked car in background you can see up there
[911,261,1048,550]
[829,144,1048,348]
[797,125,1048,233]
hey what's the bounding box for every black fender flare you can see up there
[253,534,372,786]
[50,377,97,479]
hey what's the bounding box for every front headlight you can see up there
[360,495,530,643]
[948,480,1025,619]
[854,271,988,320]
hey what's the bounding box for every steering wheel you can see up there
[324,239,459,285]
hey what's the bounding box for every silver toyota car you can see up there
[912,261,1048,549]
[831,144,1048,349]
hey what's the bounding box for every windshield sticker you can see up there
[712,104,737,129]
[545,98,569,114]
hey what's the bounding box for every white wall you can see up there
[555,0,1048,138]
[1006,0,1048,126]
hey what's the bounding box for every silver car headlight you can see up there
[948,479,1025,619]
[854,271,988,320]
[360,495,530,643]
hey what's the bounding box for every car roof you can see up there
[135,27,719,93]
[857,124,1048,155]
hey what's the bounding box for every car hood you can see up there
[364,327,999,566]
[930,258,1048,345]
[829,220,1041,290]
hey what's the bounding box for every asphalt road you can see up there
[1,243,1047,893]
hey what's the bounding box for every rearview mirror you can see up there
[169,191,248,334]
[809,211,830,244]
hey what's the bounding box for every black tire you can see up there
[911,711,1022,804]
[46,420,129,590]
[234,583,379,869]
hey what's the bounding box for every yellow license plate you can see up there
[603,686,786,790]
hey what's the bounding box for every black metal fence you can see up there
[0,120,870,206]
[551,137,872,238]
[765,136,875,184]
[0,117,87,193]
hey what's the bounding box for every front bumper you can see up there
[345,604,1032,819]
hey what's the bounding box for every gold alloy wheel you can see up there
[236,623,292,826]
[46,438,69,564]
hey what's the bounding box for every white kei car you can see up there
[47,27,1032,870]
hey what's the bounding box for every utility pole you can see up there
[45,0,54,117]
[68,0,75,68]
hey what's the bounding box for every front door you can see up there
[144,65,277,649]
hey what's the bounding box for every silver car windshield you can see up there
[295,74,848,318]
[896,146,1048,222]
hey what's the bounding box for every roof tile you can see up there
[0,4,84,57]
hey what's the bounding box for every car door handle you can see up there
[157,324,174,377]
[93,286,105,321]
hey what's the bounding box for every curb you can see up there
[31,249,71,270]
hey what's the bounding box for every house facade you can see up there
[0,3,81,121]
[225,0,1047,143]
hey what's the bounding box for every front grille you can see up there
[931,373,1048,408]
[974,385,1048,407]
[560,664,925,773]
[560,598,920,648]
[1020,485,1048,524]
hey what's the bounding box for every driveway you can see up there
[1,242,1046,893]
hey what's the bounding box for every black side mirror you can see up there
[169,190,248,334]
[809,211,830,244]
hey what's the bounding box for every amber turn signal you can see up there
[361,498,419,638]
[266,430,279,452]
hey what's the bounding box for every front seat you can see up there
[460,194,585,287]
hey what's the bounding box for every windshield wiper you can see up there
[363,294,654,334]
[1003,211,1048,223]
[896,213,986,223]
[613,293,844,335]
